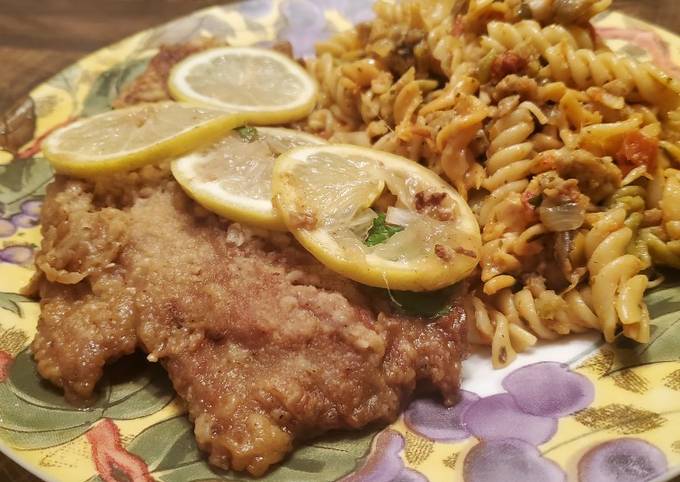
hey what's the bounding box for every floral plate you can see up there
[2,2,680,481]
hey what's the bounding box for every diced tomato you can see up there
[615,131,658,175]
[452,15,465,36]
[520,191,541,220]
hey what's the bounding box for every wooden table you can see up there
[1,1,680,481]
[0,0,228,115]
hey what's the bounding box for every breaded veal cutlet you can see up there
[26,42,468,475]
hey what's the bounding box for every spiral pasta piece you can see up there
[468,281,605,368]
[469,271,650,368]
[585,208,650,342]
[542,45,680,109]
[483,107,536,191]
[483,20,596,56]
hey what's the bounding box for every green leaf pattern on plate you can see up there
[127,416,200,473]
[0,292,31,317]
[608,281,680,374]
[1,351,173,450]
[0,157,52,217]
[130,416,375,482]
[81,57,150,117]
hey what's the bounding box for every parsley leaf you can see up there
[236,125,258,143]
[527,193,543,207]
[364,212,404,246]
[379,285,459,319]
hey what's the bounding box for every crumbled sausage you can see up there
[490,52,528,82]
[415,191,446,211]
[493,74,538,101]
[434,244,453,261]
[533,149,621,203]
[453,246,477,258]
[415,191,453,221]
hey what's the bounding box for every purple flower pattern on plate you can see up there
[10,213,39,229]
[237,0,374,56]
[343,430,426,482]
[502,361,595,417]
[1,3,677,481]
[0,219,16,238]
[1,198,40,265]
[578,438,668,482]
[1,198,42,237]
[463,439,566,482]
[19,199,42,218]
[0,245,34,265]
[399,362,667,481]
[278,0,328,56]
[403,391,479,441]
[234,0,276,19]
[313,0,375,24]
[463,393,558,445]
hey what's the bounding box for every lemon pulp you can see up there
[172,127,326,230]
[272,144,482,291]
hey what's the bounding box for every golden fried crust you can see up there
[31,178,136,401]
[32,178,466,475]
[112,39,295,109]
[112,38,222,108]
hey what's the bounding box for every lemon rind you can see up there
[43,103,246,177]
[171,158,287,231]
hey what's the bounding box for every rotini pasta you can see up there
[541,46,680,108]
[302,0,680,367]
[482,20,596,57]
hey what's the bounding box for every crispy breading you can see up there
[30,179,136,401]
[31,176,467,475]
[112,39,221,108]
[112,39,295,109]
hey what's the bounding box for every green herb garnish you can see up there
[528,193,543,207]
[365,213,404,247]
[379,285,459,319]
[236,125,258,143]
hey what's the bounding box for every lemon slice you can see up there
[171,127,326,230]
[168,47,318,125]
[43,101,244,176]
[272,145,482,291]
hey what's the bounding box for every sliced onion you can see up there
[539,203,585,232]
[519,101,548,125]
[348,208,378,237]
[329,130,372,146]
[386,206,420,227]
[621,165,650,186]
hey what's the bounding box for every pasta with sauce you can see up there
[301,0,680,367]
